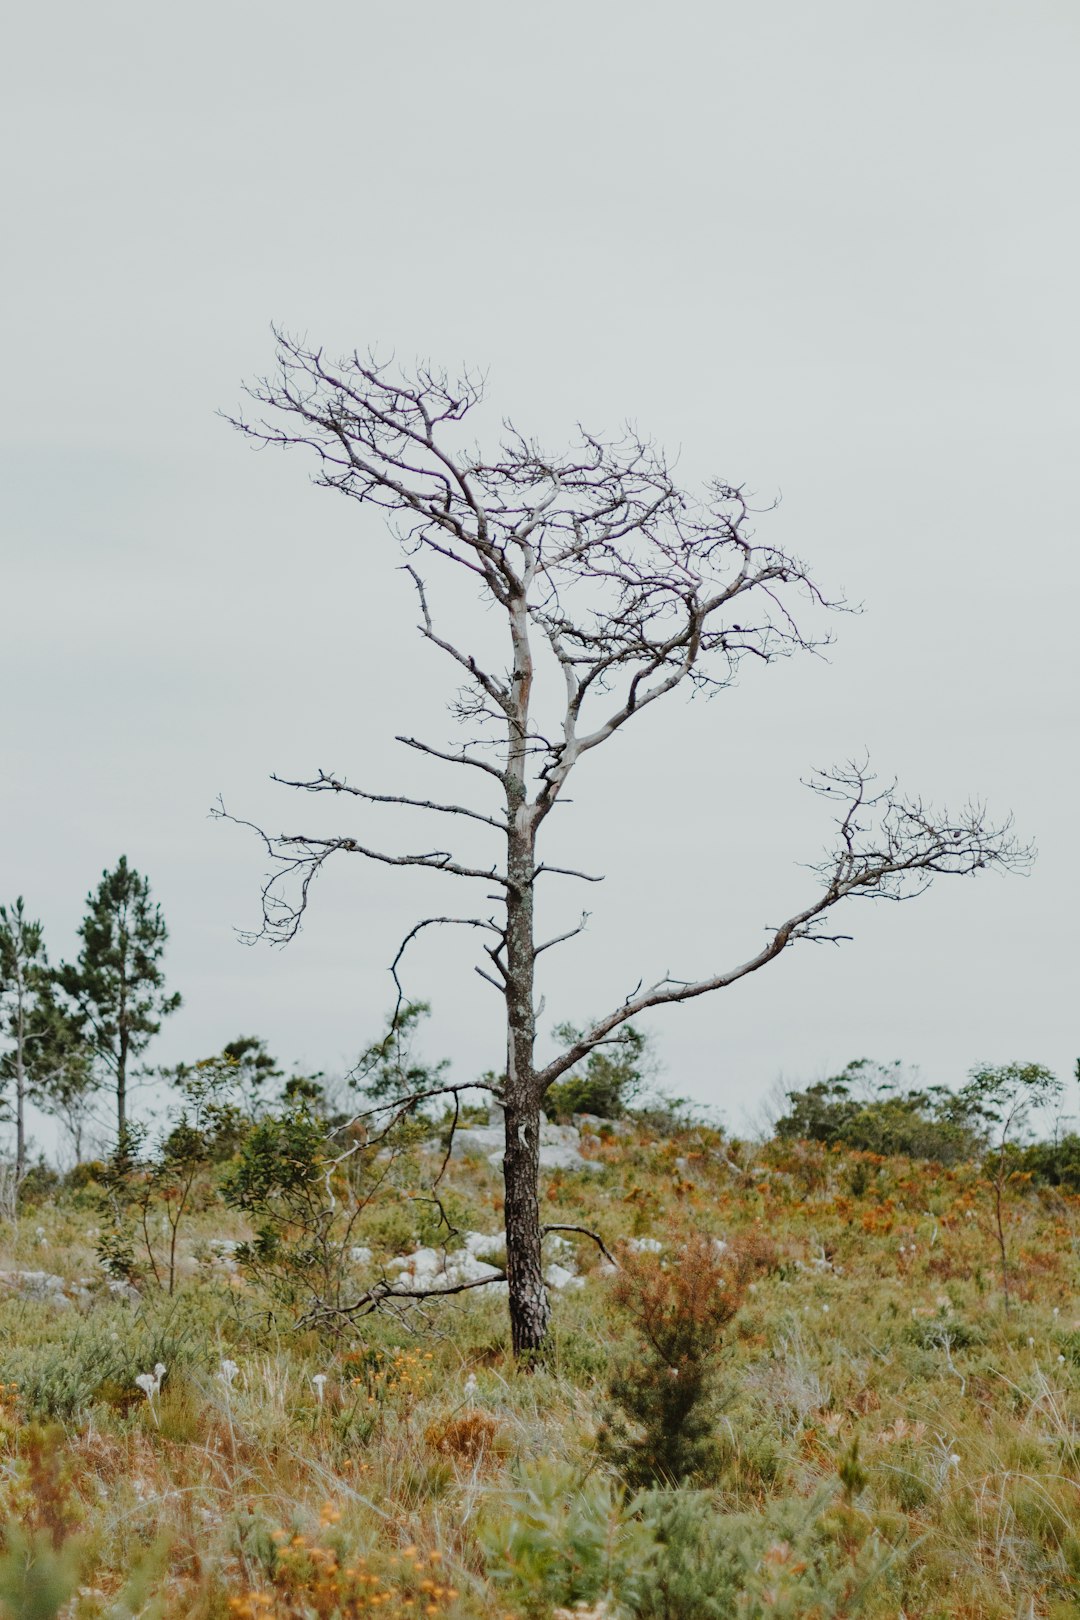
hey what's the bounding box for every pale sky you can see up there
[3,0,1077,1150]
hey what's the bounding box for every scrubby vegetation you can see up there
[1,1059,1079,1619]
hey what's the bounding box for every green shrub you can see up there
[546,1024,649,1121]
[477,1459,654,1619]
[631,1489,739,1619]
[0,1300,203,1421]
[775,1060,985,1165]
[0,1525,83,1620]
[479,1472,899,1620]
[1003,1133,1080,1193]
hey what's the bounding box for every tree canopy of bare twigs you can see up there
[221,334,1029,1354]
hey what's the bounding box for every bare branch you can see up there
[297,1266,509,1330]
[396,734,505,783]
[272,769,506,831]
[403,564,512,720]
[542,1223,618,1268]
[533,863,604,884]
[337,1080,503,1141]
[537,762,1031,1090]
[387,914,503,1017]
[535,914,591,956]
[213,798,506,945]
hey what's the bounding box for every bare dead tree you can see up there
[221,335,1030,1356]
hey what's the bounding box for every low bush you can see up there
[775,1060,986,1165]
[600,1228,775,1487]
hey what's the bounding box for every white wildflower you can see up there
[311,1373,328,1404]
[218,1359,240,1388]
[135,1366,164,1425]
[463,1373,478,1398]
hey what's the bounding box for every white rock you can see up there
[627,1237,663,1254]
[487,1119,602,1173]
[453,1116,602,1172]
[105,1277,141,1304]
[544,1234,574,1259]
[0,1269,92,1308]
[451,1125,505,1159]
[387,1244,508,1296]
[408,1247,443,1282]
[463,1231,504,1258]
[447,1252,504,1285]
[349,1246,373,1266]
[544,1262,585,1291]
[574,1116,633,1136]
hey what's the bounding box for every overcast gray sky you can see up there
[3,0,1077,1147]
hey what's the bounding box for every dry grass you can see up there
[0,1124,1077,1617]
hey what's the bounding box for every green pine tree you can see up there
[0,898,50,1182]
[59,858,181,1139]
[24,981,96,1165]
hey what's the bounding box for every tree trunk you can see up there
[14,997,26,1185]
[116,922,129,1139]
[503,1090,549,1353]
[502,584,550,1354]
[503,814,550,1354]
[117,1024,128,1138]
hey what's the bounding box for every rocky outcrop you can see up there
[450,1112,602,1173]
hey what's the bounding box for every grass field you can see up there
[1,1115,1078,1619]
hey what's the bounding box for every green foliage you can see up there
[478,1468,894,1620]
[0,1523,83,1620]
[630,1489,740,1619]
[92,1080,231,1292]
[0,901,49,1120]
[351,1000,447,1107]
[93,1124,150,1283]
[3,1095,1080,1615]
[0,899,90,1181]
[0,1427,86,1620]
[958,1061,1062,1147]
[775,1059,986,1164]
[57,856,181,1137]
[220,1035,284,1115]
[20,986,95,1163]
[220,1101,359,1321]
[956,1061,1063,1308]
[546,1024,650,1121]
[0,1302,200,1422]
[838,1437,868,1502]
[166,1045,263,1146]
[1005,1132,1080,1192]
[477,1459,655,1619]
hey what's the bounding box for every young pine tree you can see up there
[59,858,181,1139]
[600,1229,775,1487]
